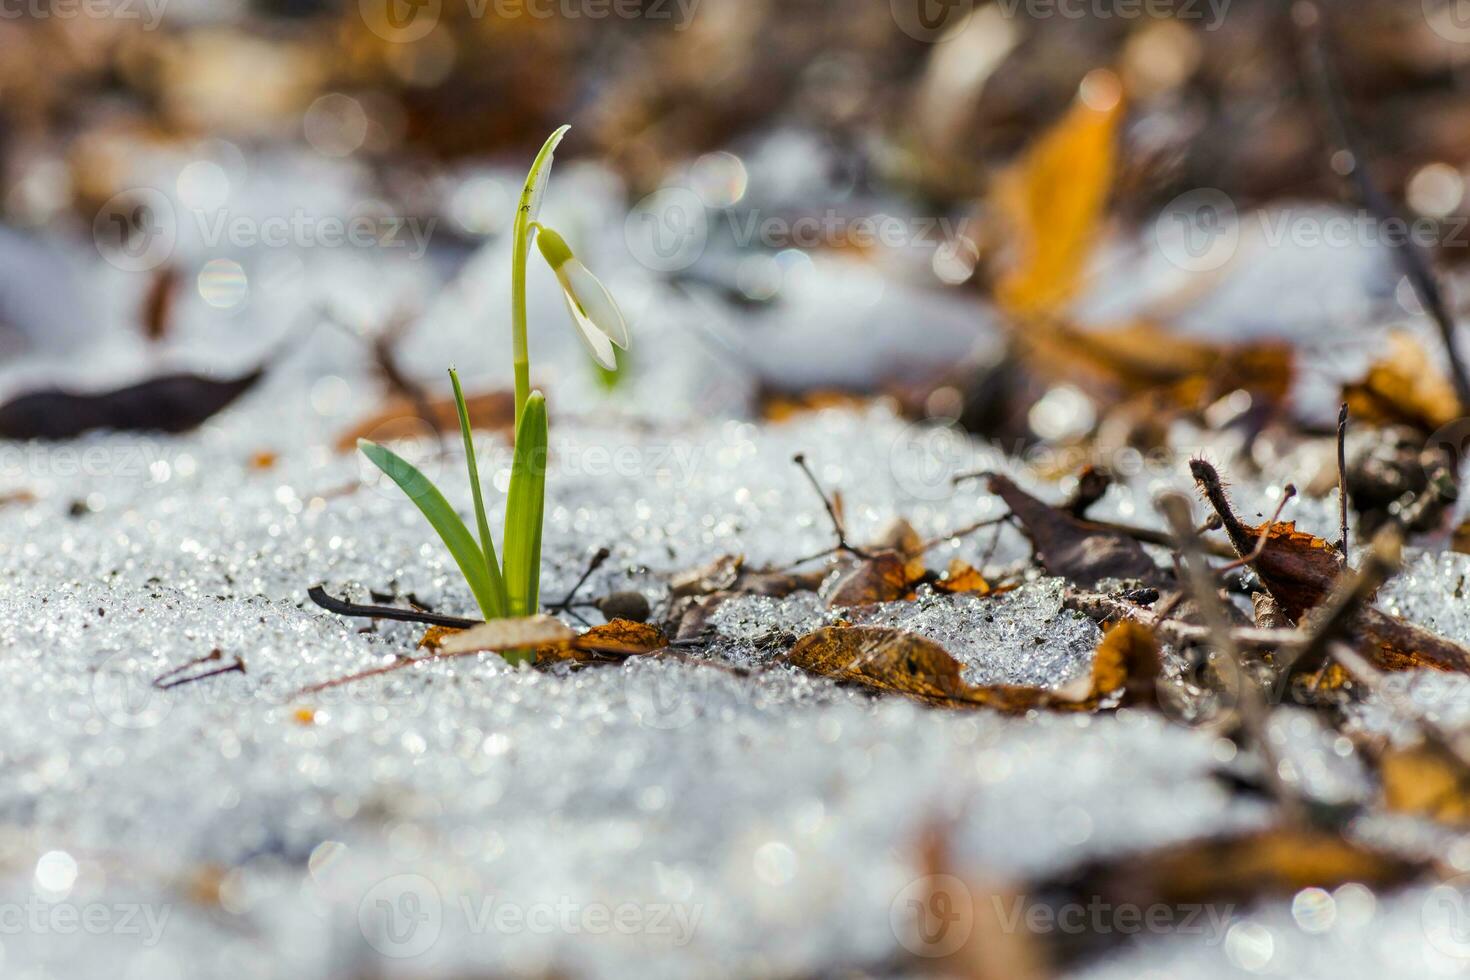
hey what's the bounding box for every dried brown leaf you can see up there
[787,621,1155,713]
[986,473,1163,588]
[822,553,919,608]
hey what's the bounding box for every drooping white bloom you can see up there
[535,225,629,371]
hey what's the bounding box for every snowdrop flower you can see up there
[535,224,629,370]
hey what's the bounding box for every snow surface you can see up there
[1,153,1468,978]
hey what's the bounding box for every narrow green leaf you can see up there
[358,439,502,622]
[448,369,508,619]
[501,392,548,618]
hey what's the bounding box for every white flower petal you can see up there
[563,261,629,349]
[564,294,618,370]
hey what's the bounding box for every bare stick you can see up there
[1337,402,1350,562]
[1295,4,1470,411]
[153,648,247,690]
[1159,492,1304,823]
[792,454,872,560]
[308,585,480,629]
[548,547,611,612]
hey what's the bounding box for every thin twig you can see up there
[1217,484,1297,573]
[1295,3,1470,411]
[153,648,246,690]
[1064,589,1309,650]
[547,548,611,612]
[792,453,872,560]
[918,515,1013,554]
[1337,402,1350,562]
[308,585,481,629]
[1159,492,1306,824]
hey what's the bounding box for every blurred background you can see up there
[4,0,1470,436]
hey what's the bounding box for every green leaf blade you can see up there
[501,392,548,618]
[449,369,508,619]
[358,439,502,622]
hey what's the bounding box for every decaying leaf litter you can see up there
[11,11,1470,980]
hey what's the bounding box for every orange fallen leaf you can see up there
[993,77,1124,319]
[934,559,992,596]
[249,450,279,470]
[569,620,666,657]
[418,625,463,652]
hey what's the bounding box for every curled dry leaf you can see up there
[985,474,1163,588]
[1192,461,1342,621]
[334,388,517,452]
[437,615,576,655]
[786,621,1157,713]
[1343,331,1461,433]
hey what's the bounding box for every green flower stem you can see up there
[512,126,570,432]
